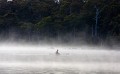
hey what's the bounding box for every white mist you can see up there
[0,43,120,74]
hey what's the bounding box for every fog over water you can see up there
[0,42,120,74]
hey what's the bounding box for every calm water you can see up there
[0,45,120,74]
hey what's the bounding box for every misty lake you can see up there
[0,44,120,74]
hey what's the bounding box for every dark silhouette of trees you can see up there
[0,0,119,45]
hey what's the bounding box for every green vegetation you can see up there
[0,0,119,45]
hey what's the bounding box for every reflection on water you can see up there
[0,62,120,74]
[0,45,120,74]
[0,67,120,74]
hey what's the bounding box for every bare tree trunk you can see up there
[95,6,99,37]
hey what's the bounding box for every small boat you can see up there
[56,49,60,55]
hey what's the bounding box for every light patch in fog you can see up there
[7,0,13,2]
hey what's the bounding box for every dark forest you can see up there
[0,0,119,46]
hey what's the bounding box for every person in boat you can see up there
[56,49,60,55]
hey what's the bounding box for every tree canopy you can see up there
[0,0,119,45]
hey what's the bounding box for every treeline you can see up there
[0,0,119,45]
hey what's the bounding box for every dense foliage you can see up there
[0,0,119,45]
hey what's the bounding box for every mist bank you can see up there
[0,34,119,50]
[0,44,120,74]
